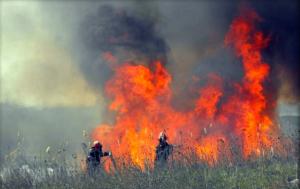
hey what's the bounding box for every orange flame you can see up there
[224,11,274,158]
[91,10,282,171]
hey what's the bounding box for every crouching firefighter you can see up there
[86,140,111,174]
[155,131,173,168]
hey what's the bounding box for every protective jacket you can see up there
[87,145,109,166]
[155,138,173,163]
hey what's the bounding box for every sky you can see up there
[0,0,299,157]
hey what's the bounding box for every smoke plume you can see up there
[79,5,169,90]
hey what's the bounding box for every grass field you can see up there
[1,151,298,189]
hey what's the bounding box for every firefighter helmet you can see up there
[158,131,167,140]
[92,140,102,148]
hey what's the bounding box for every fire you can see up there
[224,11,273,158]
[195,74,223,120]
[91,10,282,171]
[196,135,229,166]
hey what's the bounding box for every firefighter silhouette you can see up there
[86,141,111,174]
[155,131,173,167]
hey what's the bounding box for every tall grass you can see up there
[0,148,298,189]
[1,131,298,189]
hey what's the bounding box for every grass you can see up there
[0,151,298,189]
[1,134,298,189]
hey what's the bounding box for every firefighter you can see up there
[155,131,173,167]
[86,140,111,174]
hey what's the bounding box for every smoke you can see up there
[2,1,298,108]
[159,1,299,111]
[0,1,99,107]
[1,1,299,159]
[74,1,299,114]
[255,0,300,104]
[78,4,168,90]
[0,103,102,159]
[82,5,168,59]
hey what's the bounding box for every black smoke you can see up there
[76,1,299,106]
[78,5,168,90]
[252,0,300,103]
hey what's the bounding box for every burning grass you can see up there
[1,125,298,189]
[91,10,286,171]
[1,6,298,189]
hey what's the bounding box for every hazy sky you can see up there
[1,1,101,107]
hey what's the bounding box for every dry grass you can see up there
[1,133,298,189]
[0,150,298,189]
